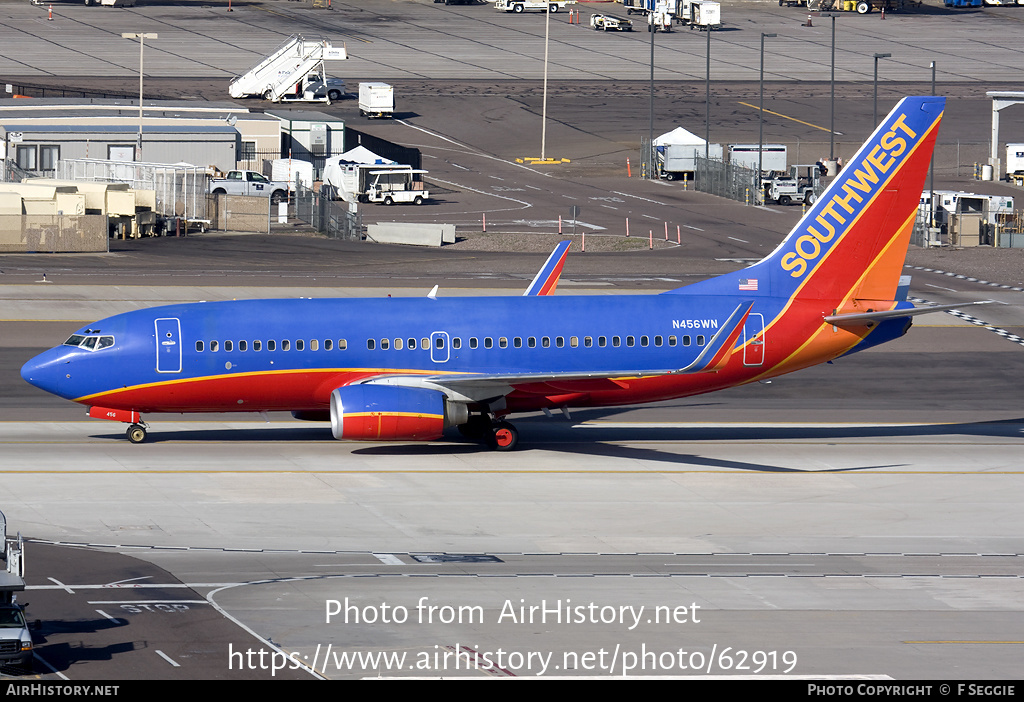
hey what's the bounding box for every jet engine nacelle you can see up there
[329,385,467,442]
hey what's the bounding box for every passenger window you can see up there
[254,340,262,352]
[542,337,550,348]
[470,337,478,349]
[282,340,290,351]
[570,336,578,348]
[626,336,634,347]
[697,335,705,346]
[435,336,445,349]
[555,337,564,348]
[367,339,375,350]
[394,338,403,350]
[499,337,508,348]
[452,338,461,350]
[339,339,347,350]
[380,338,389,350]
[239,340,247,352]
[211,340,219,352]
[484,337,493,349]
[598,336,607,347]
[528,337,537,348]
[268,340,276,352]
[654,335,663,346]
[514,337,522,348]
[323,339,332,351]
[311,339,319,351]
[296,339,305,351]
[683,335,691,346]
[612,336,620,347]
[640,336,649,347]
[225,340,233,352]
[584,337,593,348]
[668,335,677,347]
[196,341,204,352]
[408,338,416,350]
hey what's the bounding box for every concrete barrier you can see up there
[367,222,456,247]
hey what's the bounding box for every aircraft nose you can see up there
[21,348,71,398]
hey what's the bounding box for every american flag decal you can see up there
[738,278,758,291]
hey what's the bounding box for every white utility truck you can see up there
[494,0,576,12]
[359,82,395,119]
[365,169,430,206]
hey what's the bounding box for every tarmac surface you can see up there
[1,0,1024,682]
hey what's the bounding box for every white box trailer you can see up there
[684,0,720,29]
[660,143,724,180]
[729,144,787,175]
[359,82,394,119]
[1007,143,1024,176]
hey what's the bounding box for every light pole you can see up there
[705,25,711,160]
[541,7,550,160]
[820,13,839,161]
[758,32,776,201]
[873,52,891,127]
[122,32,158,158]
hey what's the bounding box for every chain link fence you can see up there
[291,183,362,240]
[57,159,208,221]
[694,156,758,204]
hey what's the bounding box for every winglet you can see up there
[675,301,754,374]
[523,240,571,296]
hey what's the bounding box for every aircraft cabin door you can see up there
[155,318,182,373]
[742,313,765,367]
[430,331,450,364]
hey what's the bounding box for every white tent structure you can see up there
[653,126,707,148]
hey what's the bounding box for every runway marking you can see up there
[96,610,123,624]
[373,553,405,565]
[738,102,839,135]
[156,650,181,667]
[48,577,74,594]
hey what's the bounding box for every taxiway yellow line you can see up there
[738,102,838,135]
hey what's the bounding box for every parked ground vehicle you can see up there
[359,82,395,119]
[494,0,575,12]
[807,0,906,13]
[729,143,787,174]
[590,13,633,30]
[365,169,430,206]
[208,171,290,204]
[228,34,347,102]
[275,74,345,104]
[681,0,720,29]
[0,604,35,674]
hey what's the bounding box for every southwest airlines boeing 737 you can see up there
[22,97,967,450]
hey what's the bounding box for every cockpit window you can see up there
[62,334,115,351]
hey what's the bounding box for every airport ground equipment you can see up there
[228,35,347,103]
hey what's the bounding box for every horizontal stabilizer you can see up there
[824,300,992,326]
[674,300,753,374]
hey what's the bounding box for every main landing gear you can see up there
[126,423,148,444]
[457,414,519,451]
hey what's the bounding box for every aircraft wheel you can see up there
[126,424,147,444]
[490,421,518,451]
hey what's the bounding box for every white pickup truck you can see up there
[208,171,289,204]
